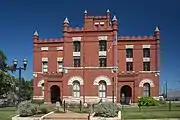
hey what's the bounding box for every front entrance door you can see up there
[120,85,132,105]
[50,85,60,104]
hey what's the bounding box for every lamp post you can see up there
[112,77,115,103]
[164,81,168,100]
[13,58,27,103]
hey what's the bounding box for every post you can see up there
[165,82,168,99]
[112,77,115,103]
[168,100,171,111]
[17,68,22,104]
[80,100,82,112]
[63,100,66,112]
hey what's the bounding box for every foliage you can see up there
[94,102,120,118]
[31,99,44,106]
[17,101,38,117]
[38,106,49,114]
[138,97,158,107]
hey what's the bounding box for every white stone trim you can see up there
[139,79,155,87]
[126,58,133,62]
[99,51,107,56]
[100,22,104,25]
[33,96,44,100]
[125,45,133,49]
[57,57,63,61]
[94,22,99,25]
[93,75,111,85]
[41,47,48,51]
[143,45,151,48]
[37,80,44,87]
[139,71,160,73]
[68,76,84,85]
[98,36,108,41]
[72,37,82,41]
[63,96,117,103]
[57,47,63,50]
[143,57,150,62]
[42,57,48,62]
[73,52,80,56]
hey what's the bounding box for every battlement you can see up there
[118,36,155,41]
[34,38,64,44]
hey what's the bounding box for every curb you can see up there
[39,111,54,120]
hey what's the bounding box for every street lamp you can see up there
[163,81,168,100]
[112,77,115,103]
[13,58,28,103]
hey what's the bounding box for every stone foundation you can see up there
[63,96,117,104]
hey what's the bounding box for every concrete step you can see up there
[43,113,89,120]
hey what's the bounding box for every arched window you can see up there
[143,83,150,97]
[73,81,80,98]
[41,83,44,97]
[98,80,107,98]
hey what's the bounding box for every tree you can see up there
[0,50,14,97]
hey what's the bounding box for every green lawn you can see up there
[0,107,17,120]
[122,103,180,119]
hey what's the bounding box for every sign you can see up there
[83,102,88,108]
[56,101,60,107]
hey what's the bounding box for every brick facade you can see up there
[33,10,160,104]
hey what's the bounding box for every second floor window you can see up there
[126,62,133,71]
[57,61,63,72]
[74,57,81,67]
[143,48,150,58]
[99,40,107,51]
[73,41,81,52]
[99,57,106,67]
[126,48,133,58]
[42,61,48,72]
[143,62,150,71]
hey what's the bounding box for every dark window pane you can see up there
[126,49,133,58]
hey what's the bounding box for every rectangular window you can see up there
[126,62,133,71]
[126,48,133,58]
[99,57,107,67]
[57,61,63,72]
[42,62,48,72]
[143,62,150,71]
[73,57,81,67]
[99,41,107,51]
[73,41,81,52]
[143,48,150,57]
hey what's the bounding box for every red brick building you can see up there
[33,10,160,104]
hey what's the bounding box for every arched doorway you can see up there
[50,85,60,104]
[120,85,132,105]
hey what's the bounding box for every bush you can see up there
[138,97,158,107]
[31,99,44,106]
[94,102,120,118]
[17,101,38,117]
[38,106,49,114]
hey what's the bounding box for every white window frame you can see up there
[72,81,80,98]
[98,81,107,98]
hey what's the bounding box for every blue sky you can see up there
[0,0,180,92]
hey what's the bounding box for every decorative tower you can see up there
[112,15,118,31]
[154,26,160,40]
[63,17,69,37]
[106,9,110,26]
[33,30,39,43]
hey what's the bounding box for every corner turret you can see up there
[112,15,118,31]
[154,26,160,40]
[63,17,69,33]
[33,30,39,42]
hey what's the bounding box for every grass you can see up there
[0,107,17,120]
[122,103,180,119]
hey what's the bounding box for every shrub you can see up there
[94,102,120,118]
[17,101,38,117]
[38,106,49,114]
[138,97,158,107]
[31,99,44,106]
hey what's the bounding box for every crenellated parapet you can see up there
[118,36,155,41]
[33,31,64,44]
